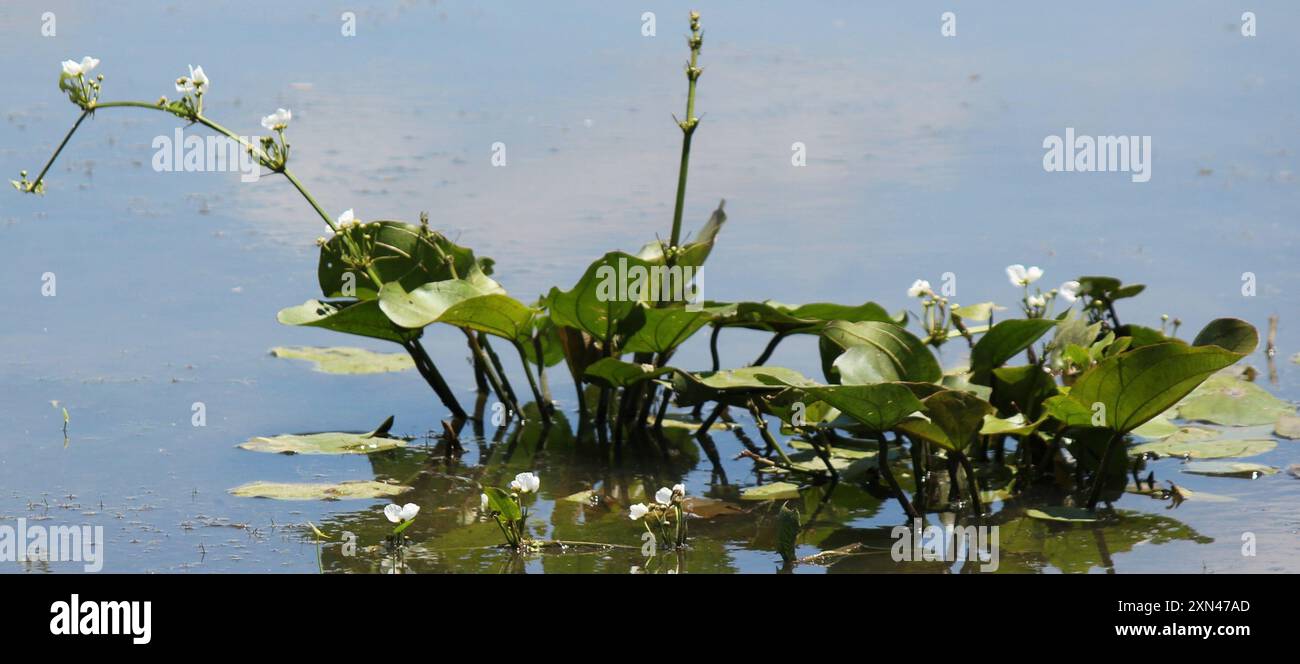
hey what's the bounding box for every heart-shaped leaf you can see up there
[582,358,673,389]
[1065,342,1245,433]
[820,320,941,385]
[895,390,994,452]
[318,221,498,299]
[1175,373,1292,426]
[621,305,715,354]
[546,252,656,341]
[1192,318,1259,355]
[792,383,924,433]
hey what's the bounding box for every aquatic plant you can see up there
[628,483,688,549]
[481,472,540,550]
[15,11,1277,556]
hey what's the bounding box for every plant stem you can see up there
[513,341,550,425]
[1086,431,1121,510]
[667,13,704,254]
[28,109,90,191]
[403,338,467,419]
[879,432,920,519]
[955,452,983,517]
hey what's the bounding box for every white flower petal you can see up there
[399,503,420,521]
[383,504,402,523]
[1006,264,1027,286]
[1024,266,1043,284]
[62,60,80,76]
[654,487,673,506]
[1059,280,1080,303]
[629,503,649,520]
[336,209,354,226]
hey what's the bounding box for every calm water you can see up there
[1,1,1298,572]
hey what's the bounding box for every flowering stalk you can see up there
[667,10,705,260]
[481,472,540,551]
[628,484,688,549]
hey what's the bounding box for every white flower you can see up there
[61,56,99,77]
[261,108,292,131]
[384,502,420,523]
[1027,294,1046,308]
[480,493,489,511]
[336,208,355,226]
[654,487,673,506]
[1006,264,1043,287]
[907,279,932,298]
[176,65,209,94]
[672,483,686,496]
[629,503,649,520]
[189,65,209,90]
[510,472,540,494]
[1059,280,1081,303]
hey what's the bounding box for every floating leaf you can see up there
[1026,507,1099,523]
[237,416,403,455]
[228,480,410,500]
[1129,434,1275,460]
[820,320,941,385]
[740,482,802,501]
[1175,373,1292,426]
[969,319,1056,385]
[1275,414,1300,440]
[1131,414,1179,439]
[1192,318,1259,354]
[269,346,414,374]
[1181,461,1277,478]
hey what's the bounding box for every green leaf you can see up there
[820,320,941,385]
[776,503,801,564]
[1275,414,1300,440]
[621,305,714,354]
[268,346,414,374]
[951,302,1002,322]
[793,383,924,433]
[377,278,498,328]
[989,364,1059,421]
[277,299,418,344]
[740,482,802,501]
[1192,318,1259,354]
[671,366,817,407]
[1025,507,1100,523]
[483,487,522,521]
[636,199,728,268]
[1181,461,1277,478]
[980,413,1045,437]
[1175,373,1292,426]
[236,416,403,455]
[713,300,895,335]
[896,390,994,452]
[969,319,1057,385]
[318,221,498,299]
[1042,394,1098,429]
[582,358,673,389]
[1129,434,1275,460]
[228,480,410,500]
[1064,342,1244,433]
[546,252,656,341]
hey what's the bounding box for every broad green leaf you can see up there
[582,358,673,389]
[269,346,414,374]
[621,305,714,354]
[237,416,403,455]
[522,314,565,368]
[483,487,522,521]
[1042,394,1097,429]
[969,319,1056,385]
[376,278,499,329]
[1131,414,1179,439]
[277,299,418,343]
[228,480,410,500]
[1181,461,1277,478]
[1065,342,1244,433]
[546,252,655,341]
[671,366,817,407]
[1192,318,1259,354]
[1076,276,1145,303]
[820,320,941,385]
[793,383,924,432]
[318,221,498,299]
[895,390,994,452]
[740,482,802,501]
[1129,435,1275,460]
[1175,373,1292,426]
[980,413,1045,437]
